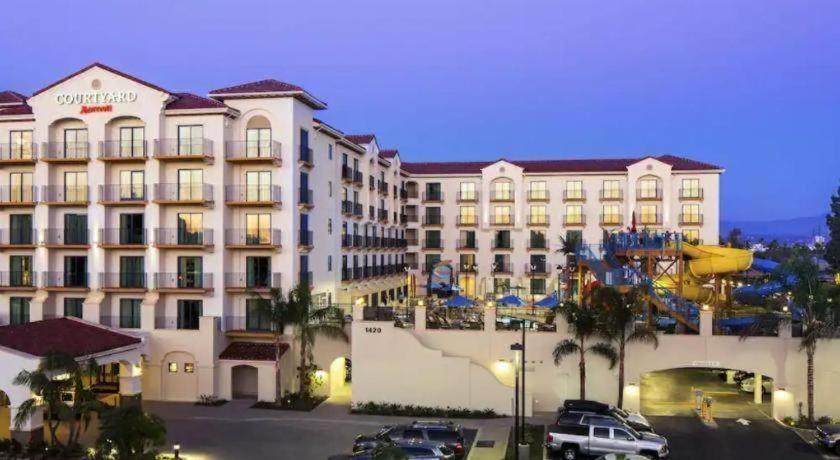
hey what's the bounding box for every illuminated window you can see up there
[492,181,512,201]
[528,181,547,200]
[529,205,547,224]
[459,206,476,224]
[493,206,512,224]
[601,205,621,225]
[459,182,476,201]
[565,181,583,200]
[184,363,195,374]
[681,178,701,199]
[9,131,33,159]
[601,180,621,199]
[683,229,700,244]
[640,205,659,224]
[638,178,660,199]
[565,205,583,224]
[168,362,178,373]
[681,204,701,224]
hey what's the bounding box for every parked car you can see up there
[815,424,840,455]
[546,422,669,459]
[351,439,456,459]
[354,421,466,458]
[739,376,772,394]
[559,400,653,432]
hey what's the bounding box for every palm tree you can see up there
[95,405,166,460]
[13,352,104,450]
[592,285,659,408]
[250,287,293,403]
[552,301,618,399]
[287,283,350,398]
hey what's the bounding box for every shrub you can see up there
[782,416,795,426]
[350,401,502,419]
[816,416,834,425]
[197,394,228,406]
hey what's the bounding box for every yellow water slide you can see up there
[656,243,753,304]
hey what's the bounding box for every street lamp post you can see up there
[510,342,523,460]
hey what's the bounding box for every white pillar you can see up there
[754,373,763,404]
[484,304,496,333]
[415,305,427,331]
[725,370,736,384]
[699,309,713,336]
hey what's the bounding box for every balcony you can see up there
[0,229,37,249]
[489,214,513,226]
[421,192,443,203]
[456,215,477,227]
[225,228,282,249]
[563,214,586,226]
[422,215,443,227]
[99,273,148,292]
[422,239,443,250]
[41,142,90,163]
[298,230,314,251]
[224,272,281,293]
[599,189,623,201]
[224,185,281,207]
[600,214,623,227]
[377,209,388,223]
[153,183,213,206]
[299,188,314,209]
[639,214,663,226]
[353,203,364,218]
[353,235,364,248]
[679,214,704,226]
[99,140,147,162]
[378,181,389,196]
[43,228,90,249]
[99,229,147,249]
[406,238,419,247]
[41,186,89,206]
[154,273,214,293]
[299,271,313,287]
[0,186,37,207]
[527,190,549,202]
[563,190,586,202]
[155,228,214,249]
[298,147,314,168]
[368,177,375,191]
[341,165,354,183]
[0,271,37,291]
[526,263,550,277]
[0,143,37,165]
[679,188,704,201]
[456,239,477,250]
[399,188,408,201]
[527,214,549,226]
[636,188,663,201]
[154,138,214,162]
[489,191,513,202]
[456,191,478,203]
[98,184,147,206]
[341,200,354,216]
[224,140,281,164]
[43,272,89,292]
[492,239,514,250]
[460,264,478,274]
[353,170,364,187]
[406,214,419,223]
[527,237,549,250]
[492,263,513,275]
[341,235,352,249]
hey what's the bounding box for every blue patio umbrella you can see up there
[445,295,475,308]
[496,294,525,306]
[534,291,559,308]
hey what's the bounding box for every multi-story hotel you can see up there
[0,63,724,433]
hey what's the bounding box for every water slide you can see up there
[654,243,754,304]
[731,258,788,305]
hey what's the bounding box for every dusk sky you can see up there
[1,0,838,222]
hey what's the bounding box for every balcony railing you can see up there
[679,214,704,225]
[406,214,419,223]
[354,170,364,185]
[456,215,478,226]
[224,185,281,206]
[492,239,514,250]
[224,272,281,291]
[399,188,408,200]
[460,264,478,274]
[298,146,314,166]
[0,229,37,247]
[525,264,550,276]
[599,214,623,226]
[98,184,147,204]
[490,214,513,225]
[679,188,704,200]
[41,186,89,205]
[341,165,354,182]
[527,214,549,226]
[341,200,353,215]
[224,140,281,163]
[423,215,443,226]
[43,228,90,247]
[0,271,37,288]
[599,189,623,201]
[42,142,90,162]
[154,138,214,160]
[639,214,663,226]
[378,209,388,222]
[527,190,549,201]
[422,239,443,250]
[489,191,513,202]
[99,272,147,290]
[456,239,477,250]
[563,190,586,201]
[99,228,147,247]
[406,238,419,246]
[0,186,37,205]
[224,228,282,248]
[299,188,313,207]
[154,273,213,290]
[99,140,147,161]
[528,237,548,250]
[153,183,213,204]
[563,214,586,226]
[298,230,314,248]
[636,188,662,201]
[422,192,443,202]
[0,143,37,163]
[155,228,214,247]
[456,191,478,202]
[378,181,389,196]
[492,263,513,274]
[353,203,364,217]
[43,271,89,289]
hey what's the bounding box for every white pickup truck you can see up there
[546,422,669,459]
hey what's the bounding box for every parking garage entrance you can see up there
[640,367,773,419]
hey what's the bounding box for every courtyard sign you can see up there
[55,91,138,106]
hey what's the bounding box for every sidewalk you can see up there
[468,425,510,460]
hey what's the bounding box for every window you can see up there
[119,256,145,288]
[424,253,441,272]
[530,254,547,272]
[63,214,88,245]
[602,180,621,199]
[459,182,476,200]
[246,298,271,331]
[640,204,659,224]
[63,256,88,287]
[565,230,583,251]
[184,363,195,373]
[425,182,442,201]
[245,213,271,244]
[602,205,621,225]
[459,206,476,224]
[460,230,476,248]
[63,128,88,158]
[529,230,547,249]
[64,298,84,318]
[177,213,204,245]
[494,230,511,248]
[529,205,547,224]
[460,254,476,271]
[119,170,144,200]
[177,125,204,155]
[613,429,634,441]
[10,214,33,245]
[492,181,512,200]
[638,177,660,199]
[119,127,145,157]
[245,171,272,201]
[9,255,32,286]
[328,144,333,160]
[64,171,87,202]
[177,257,203,289]
[493,205,512,224]
[9,131,33,159]
[425,206,442,225]
[565,205,583,224]
[593,427,611,439]
[565,180,583,200]
[299,128,310,162]
[681,178,701,199]
[177,299,202,330]
[246,127,271,158]
[424,230,442,248]
[493,276,510,294]
[246,256,271,288]
[681,204,702,224]
[327,255,332,271]
[119,299,141,329]
[177,169,203,201]
[168,362,178,373]
[530,278,546,295]
[120,213,144,245]
[529,181,547,200]
[10,297,30,325]
[9,172,33,203]
[683,229,700,244]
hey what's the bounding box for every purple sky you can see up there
[1,0,838,221]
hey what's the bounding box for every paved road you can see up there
[641,368,771,418]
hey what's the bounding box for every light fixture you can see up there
[173,444,181,459]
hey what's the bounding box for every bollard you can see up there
[518,443,530,459]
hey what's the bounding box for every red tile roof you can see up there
[32,62,169,97]
[166,92,228,110]
[401,155,722,175]
[219,341,289,362]
[379,149,399,159]
[345,134,375,145]
[0,318,141,358]
[0,105,33,116]
[0,91,27,105]
[209,79,326,109]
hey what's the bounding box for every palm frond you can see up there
[588,342,619,369]
[553,339,580,365]
[12,398,37,430]
[627,326,659,349]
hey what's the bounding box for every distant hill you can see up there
[721,215,827,243]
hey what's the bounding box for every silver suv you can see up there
[546,422,669,459]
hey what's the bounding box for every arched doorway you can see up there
[231,365,259,399]
[329,357,351,398]
[161,352,198,401]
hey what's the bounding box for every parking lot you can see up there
[641,368,771,418]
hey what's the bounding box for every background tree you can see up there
[552,301,617,399]
[591,286,659,408]
[251,288,293,402]
[726,227,744,248]
[95,405,166,460]
[825,184,840,272]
